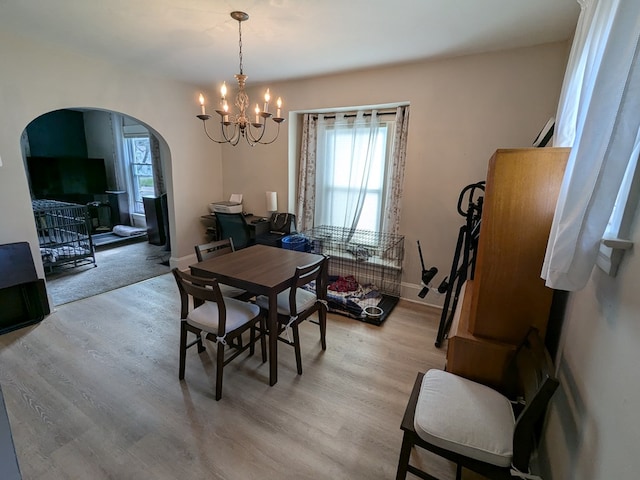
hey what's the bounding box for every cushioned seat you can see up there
[414,369,515,467]
[188,298,262,334]
[396,328,559,480]
[256,287,317,316]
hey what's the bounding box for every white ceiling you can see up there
[0,0,580,85]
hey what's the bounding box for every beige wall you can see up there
[222,42,569,305]
[541,217,640,478]
[0,30,224,275]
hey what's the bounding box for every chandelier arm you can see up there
[246,123,267,144]
[201,120,228,144]
[247,121,283,145]
[200,118,245,146]
[221,122,241,145]
[227,125,242,146]
[243,136,258,148]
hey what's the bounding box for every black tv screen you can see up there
[27,156,108,198]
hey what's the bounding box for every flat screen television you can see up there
[27,156,108,199]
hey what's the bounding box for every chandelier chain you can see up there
[238,18,243,75]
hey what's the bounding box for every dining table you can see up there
[189,243,325,386]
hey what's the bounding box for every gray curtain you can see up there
[150,134,165,196]
[382,105,410,236]
[295,113,317,232]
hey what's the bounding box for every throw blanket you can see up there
[41,245,90,264]
[306,276,382,318]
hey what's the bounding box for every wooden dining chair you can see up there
[395,328,559,480]
[194,238,252,301]
[172,268,266,400]
[195,238,236,262]
[255,256,328,374]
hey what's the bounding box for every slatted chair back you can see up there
[195,238,235,262]
[288,256,327,316]
[172,268,227,334]
[510,329,560,471]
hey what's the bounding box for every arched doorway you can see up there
[23,108,172,306]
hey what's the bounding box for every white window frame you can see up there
[122,124,153,215]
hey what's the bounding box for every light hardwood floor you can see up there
[0,273,484,480]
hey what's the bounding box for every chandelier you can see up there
[197,11,284,147]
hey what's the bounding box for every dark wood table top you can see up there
[190,244,323,295]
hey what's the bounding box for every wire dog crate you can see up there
[302,226,404,324]
[32,199,96,272]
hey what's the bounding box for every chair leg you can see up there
[395,431,413,480]
[319,306,327,350]
[456,463,462,480]
[249,322,256,357]
[260,317,267,363]
[215,342,225,401]
[179,323,188,380]
[293,324,303,375]
[197,333,206,353]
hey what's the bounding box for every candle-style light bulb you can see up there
[222,101,229,122]
[263,88,271,112]
[255,104,260,123]
[220,82,228,116]
[199,93,206,115]
[276,97,282,118]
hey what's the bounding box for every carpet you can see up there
[45,241,171,306]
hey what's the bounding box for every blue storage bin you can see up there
[282,234,309,252]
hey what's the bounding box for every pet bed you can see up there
[305,275,398,325]
[112,224,147,237]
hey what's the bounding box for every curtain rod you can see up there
[311,111,397,120]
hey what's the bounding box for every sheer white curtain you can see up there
[542,0,640,290]
[315,111,384,231]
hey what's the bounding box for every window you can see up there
[122,133,154,214]
[314,112,394,232]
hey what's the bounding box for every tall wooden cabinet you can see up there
[446,148,569,388]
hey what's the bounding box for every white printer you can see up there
[210,201,243,214]
[209,194,243,214]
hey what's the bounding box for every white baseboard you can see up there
[401,282,445,309]
[172,253,198,271]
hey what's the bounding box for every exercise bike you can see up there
[434,181,485,347]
